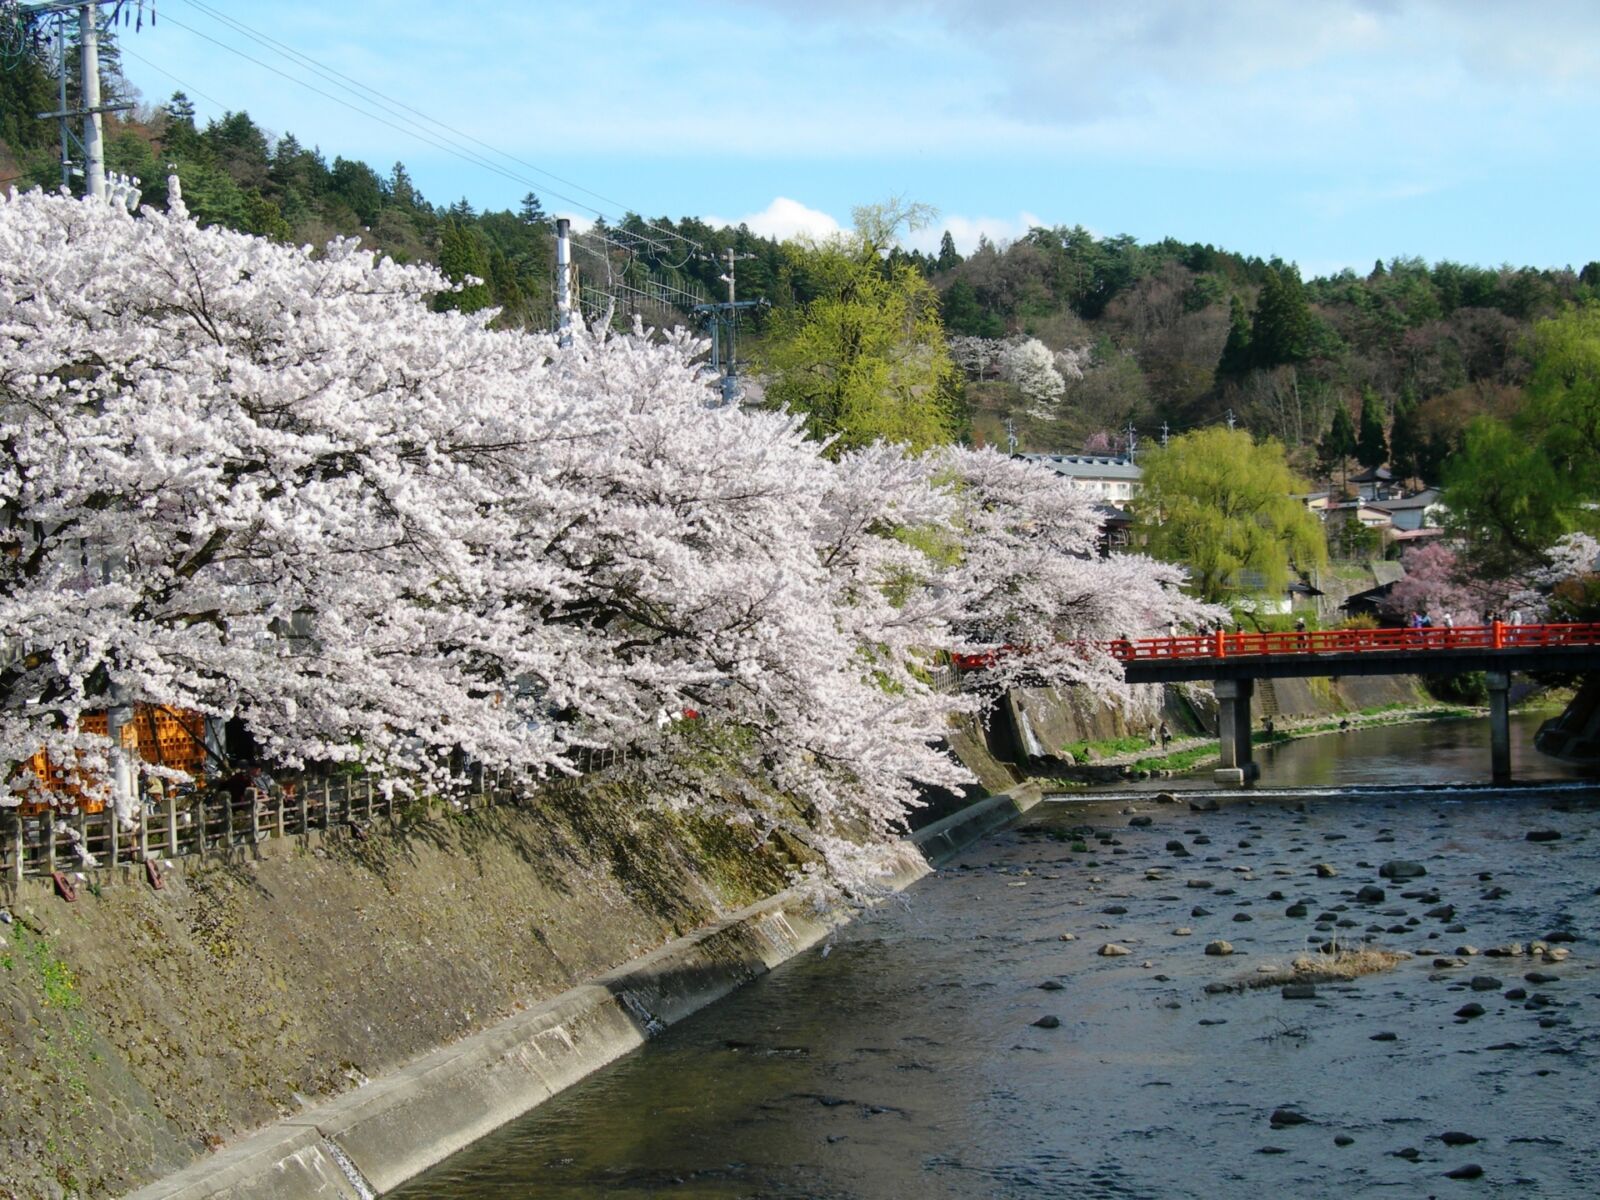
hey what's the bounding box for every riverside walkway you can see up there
[962,622,1600,785]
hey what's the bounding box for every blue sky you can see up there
[113,0,1600,275]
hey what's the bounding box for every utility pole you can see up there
[1225,407,1236,431]
[1161,421,1170,448]
[78,1,103,199]
[693,248,765,407]
[554,217,574,347]
[1123,421,1138,463]
[1004,417,1017,456]
[23,1,138,199]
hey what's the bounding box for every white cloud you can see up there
[703,197,844,242]
[906,211,1047,256]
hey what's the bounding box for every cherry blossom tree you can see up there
[1381,544,1484,625]
[997,337,1066,413]
[1,183,1208,893]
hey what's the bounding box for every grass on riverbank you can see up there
[1074,703,1481,776]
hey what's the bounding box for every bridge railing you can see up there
[951,623,1600,674]
[1112,622,1600,661]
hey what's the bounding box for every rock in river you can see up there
[1379,859,1427,879]
[1098,943,1132,957]
[1270,1108,1310,1127]
[1525,829,1561,842]
[1204,940,1234,956]
[1032,1015,1061,1029]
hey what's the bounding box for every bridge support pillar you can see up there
[1213,678,1258,787]
[1487,670,1512,784]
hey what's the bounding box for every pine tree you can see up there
[1319,401,1357,489]
[1356,389,1388,469]
[1214,293,1253,380]
[935,230,961,272]
[1249,266,1313,367]
[1388,382,1425,483]
[519,192,547,225]
[434,219,492,313]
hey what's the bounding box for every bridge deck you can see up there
[953,623,1600,686]
[1114,623,1600,684]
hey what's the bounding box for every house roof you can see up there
[1369,488,1442,513]
[1390,526,1447,542]
[1019,453,1143,482]
[1349,465,1395,483]
[1369,560,1406,586]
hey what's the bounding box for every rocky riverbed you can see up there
[397,784,1600,1199]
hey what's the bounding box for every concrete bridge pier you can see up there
[1487,670,1512,784]
[1213,678,1259,787]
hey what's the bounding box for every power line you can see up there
[164,0,700,252]
[119,42,228,111]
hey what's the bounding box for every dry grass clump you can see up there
[1241,946,1410,990]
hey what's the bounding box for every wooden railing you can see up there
[951,622,1600,673]
[1,770,522,887]
[1109,622,1600,661]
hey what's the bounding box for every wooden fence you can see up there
[0,770,519,888]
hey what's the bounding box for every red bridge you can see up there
[956,623,1600,786]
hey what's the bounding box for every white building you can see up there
[1018,454,1142,509]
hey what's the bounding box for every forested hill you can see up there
[5,42,1599,477]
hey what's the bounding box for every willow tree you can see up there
[1133,426,1327,605]
[761,200,964,455]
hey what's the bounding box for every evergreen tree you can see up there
[388,162,420,211]
[519,191,547,225]
[158,91,201,159]
[935,230,961,272]
[1214,292,1253,380]
[1319,401,1357,484]
[434,219,492,313]
[1356,389,1388,469]
[1388,383,1425,483]
[940,279,1003,337]
[1249,265,1313,367]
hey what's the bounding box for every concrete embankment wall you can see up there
[0,776,1041,1200]
[0,786,801,1199]
[999,674,1429,765]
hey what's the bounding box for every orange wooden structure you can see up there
[16,705,210,813]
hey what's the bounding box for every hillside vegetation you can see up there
[4,32,1599,483]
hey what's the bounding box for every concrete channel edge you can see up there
[120,782,1042,1199]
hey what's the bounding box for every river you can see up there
[393,712,1598,1198]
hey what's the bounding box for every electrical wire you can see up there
[142,8,611,220]
[119,43,228,112]
[169,0,700,254]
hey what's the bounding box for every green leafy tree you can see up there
[1134,427,1327,604]
[761,201,965,454]
[1355,389,1388,469]
[1445,304,1600,573]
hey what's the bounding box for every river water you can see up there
[394,713,1598,1199]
